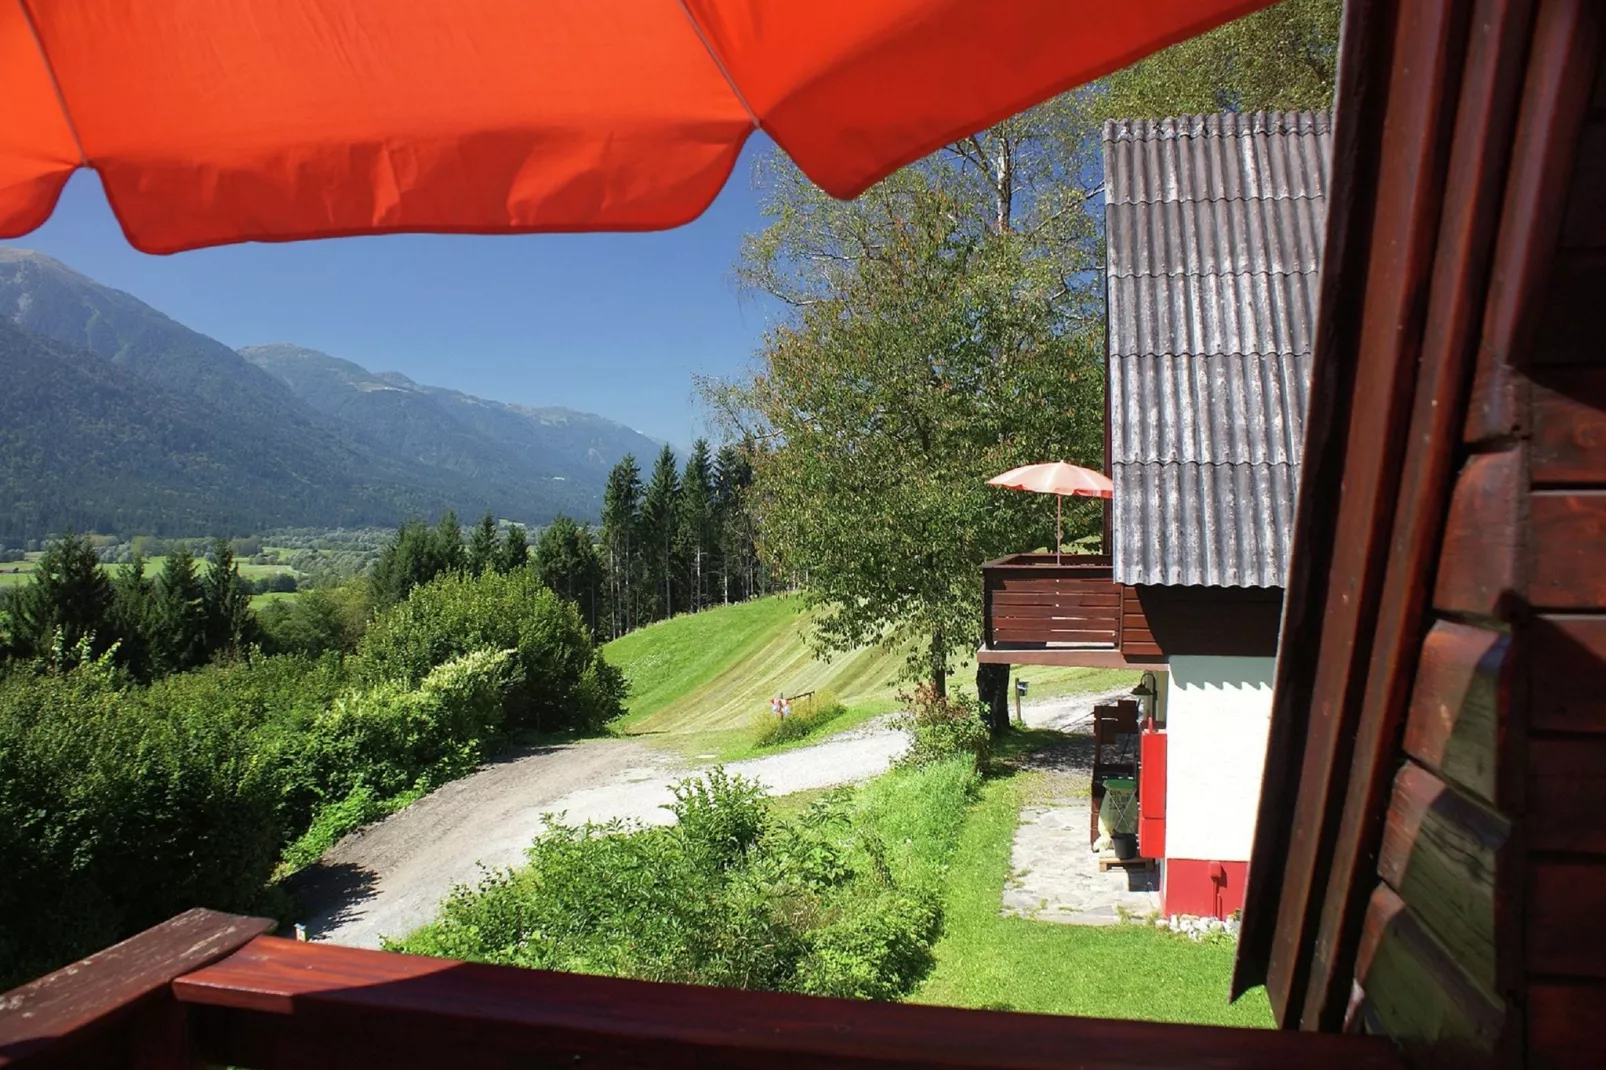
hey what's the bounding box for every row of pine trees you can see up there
[3,535,254,680]
[600,439,770,639]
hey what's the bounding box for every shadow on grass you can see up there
[989,726,1095,777]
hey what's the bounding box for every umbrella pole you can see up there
[1056,495,1062,565]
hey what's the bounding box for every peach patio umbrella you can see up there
[1,0,1272,254]
[988,461,1113,564]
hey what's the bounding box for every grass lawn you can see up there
[0,554,298,587]
[913,756,1274,1026]
[0,560,36,587]
[603,595,1139,760]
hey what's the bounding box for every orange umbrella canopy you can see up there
[989,461,1111,562]
[988,462,1113,500]
[2,0,1268,254]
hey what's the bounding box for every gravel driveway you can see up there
[292,690,1127,950]
[294,717,909,949]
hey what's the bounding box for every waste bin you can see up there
[1096,777,1138,854]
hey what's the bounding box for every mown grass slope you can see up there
[602,595,1135,757]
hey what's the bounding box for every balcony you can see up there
[979,554,1162,668]
[0,908,1405,1070]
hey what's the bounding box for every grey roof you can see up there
[1104,111,1331,588]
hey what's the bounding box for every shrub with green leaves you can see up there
[356,566,626,732]
[896,683,992,771]
[0,664,282,988]
[256,582,373,657]
[301,648,515,807]
[393,758,980,1001]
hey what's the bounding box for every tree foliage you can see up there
[534,516,604,634]
[713,156,1103,694]
[707,1,1342,693]
[1098,0,1341,118]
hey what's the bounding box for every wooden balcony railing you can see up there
[980,553,1164,655]
[0,909,1405,1070]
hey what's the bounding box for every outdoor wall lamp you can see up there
[1131,671,1158,728]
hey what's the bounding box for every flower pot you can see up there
[1112,832,1138,861]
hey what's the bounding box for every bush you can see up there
[897,683,992,771]
[0,665,282,988]
[754,689,848,748]
[256,583,371,657]
[298,648,515,809]
[356,566,625,733]
[394,759,981,1001]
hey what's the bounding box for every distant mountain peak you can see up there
[0,251,663,537]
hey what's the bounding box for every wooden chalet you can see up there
[2,1,1602,1067]
[979,110,1327,917]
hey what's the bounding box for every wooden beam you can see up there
[1267,0,1477,1028]
[174,936,1405,1070]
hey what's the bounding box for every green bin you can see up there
[1096,777,1138,850]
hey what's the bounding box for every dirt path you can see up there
[295,718,909,949]
[293,690,1126,950]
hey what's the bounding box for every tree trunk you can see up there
[930,627,948,699]
[993,135,1013,233]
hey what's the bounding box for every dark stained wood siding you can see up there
[1128,585,1283,659]
[1517,8,1606,1065]
[980,555,1281,665]
[1238,3,1606,1068]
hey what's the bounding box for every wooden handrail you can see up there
[2,914,1407,1070]
[0,908,273,1069]
[175,934,1403,1070]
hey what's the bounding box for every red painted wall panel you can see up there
[1163,858,1248,918]
[1140,728,1167,858]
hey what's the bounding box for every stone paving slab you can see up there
[1002,799,1160,925]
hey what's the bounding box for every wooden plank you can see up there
[989,592,1122,609]
[1402,621,1510,802]
[0,908,274,1070]
[1529,982,1606,1068]
[1121,627,1157,648]
[175,937,1404,1070]
[976,647,1164,669]
[989,603,1122,620]
[1528,736,1606,853]
[1434,449,1523,621]
[1531,366,1606,482]
[1530,614,1606,731]
[1124,642,1164,658]
[1352,885,1505,1069]
[989,626,1117,642]
[1528,860,1606,978]
[991,577,1118,594]
[1530,491,1606,609]
[1375,763,1508,991]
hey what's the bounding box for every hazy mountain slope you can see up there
[0,247,659,537]
[240,344,663,514]
[0,319,427,539]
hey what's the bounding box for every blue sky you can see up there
[2,137,784,450]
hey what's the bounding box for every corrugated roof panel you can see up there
[1112,462,1301,587]
[1104,111,1330,589]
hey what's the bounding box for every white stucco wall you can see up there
[1163,655,1276,862]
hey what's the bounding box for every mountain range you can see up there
[0,248,662,540]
